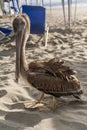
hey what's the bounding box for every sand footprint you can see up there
[0,89,7,97]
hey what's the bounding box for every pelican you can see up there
[13,14,83,109]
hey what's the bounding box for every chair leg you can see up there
[45,25,49,47]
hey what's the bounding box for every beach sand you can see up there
[0,5,87,130]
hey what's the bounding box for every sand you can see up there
[0,5,87,130]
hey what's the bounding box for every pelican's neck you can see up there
[20,31,28,72]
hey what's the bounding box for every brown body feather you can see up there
[27,58,83,97]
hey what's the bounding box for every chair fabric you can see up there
[0,25,13,43]
[22,5,45,34]
[0,27,13,36]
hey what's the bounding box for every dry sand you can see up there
[0,5,87,130]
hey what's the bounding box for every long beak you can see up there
[15,28,24,83]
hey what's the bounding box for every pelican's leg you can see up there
[38,94,57,110]
[46,96,57,110]
[24,92,45,109]
[52,96,57,110]
[38,92,44,103]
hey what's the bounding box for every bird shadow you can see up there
[2,96,86,130]
[5,111,42,128]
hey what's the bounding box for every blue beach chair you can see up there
[0,23,13,43]
[22,5,49,46]
[0,0,19,43]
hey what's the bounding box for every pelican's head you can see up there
[13,14,30,83]
[13,14,30,33]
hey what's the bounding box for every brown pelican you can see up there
[13,14,83,109]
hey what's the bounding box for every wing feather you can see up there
[29,58,76,80]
